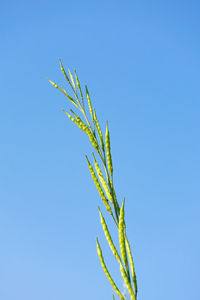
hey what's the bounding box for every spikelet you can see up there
[105,121,113,177]
[98,208,121,263]
[96,238,125,300]
[93,154,113,203]
[125,238,137,297]
[86,156,112,214]
[93,109,104,151]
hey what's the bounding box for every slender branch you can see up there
[49,60,138,299]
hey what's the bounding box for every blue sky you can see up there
[0,1,200,299]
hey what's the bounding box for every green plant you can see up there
[49,60,138,300]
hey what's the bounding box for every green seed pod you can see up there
[93,154,113,203]
[93,109,104,151]
[98,208,131,298]
[98,207,121,263]
[48,80,77,105]
[68,68,76,90]
[96,238,125,300]
[120,264,136,300]
[85,127,99,150]
[62,88,79,108]
[63,110,85,132]
[85,85,94,125]
[70,110,88,131]
[69,110,98,150]
[119,199,129,278]
[113,188,120,215]
[74,70,84,101]
[86,156,112,214]
[125,237,137,297]
[59,59,75,92]
[105,121,113,177]
[48,79,63,92]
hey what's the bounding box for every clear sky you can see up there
[0,1,199,299]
